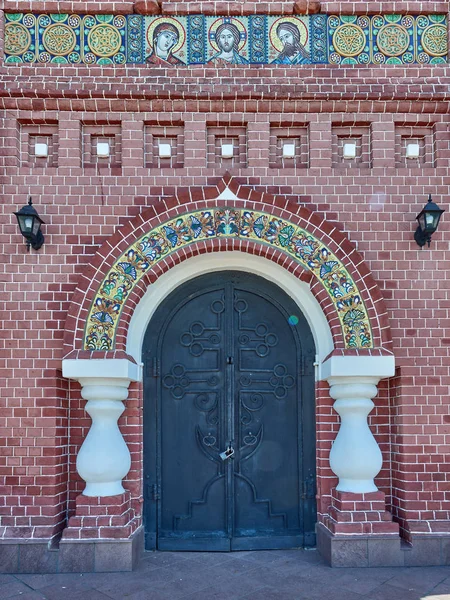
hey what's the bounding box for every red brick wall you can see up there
[1,7,450,540]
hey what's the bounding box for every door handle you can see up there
[219,445,235,461]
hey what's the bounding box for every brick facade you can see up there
[1,0,450,572]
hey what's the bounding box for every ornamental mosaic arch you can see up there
[84,208,373,351]
[4,13,447,65]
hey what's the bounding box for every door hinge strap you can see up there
[152,484,160,501]
[152,358,160,378]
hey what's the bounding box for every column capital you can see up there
[62,357,141,384]
[321,354,395,383]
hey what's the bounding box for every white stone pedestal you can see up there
[63,358,140,497]
[321,354,395,493]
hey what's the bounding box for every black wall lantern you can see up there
[14,197,45,251]
[414,194,445,248]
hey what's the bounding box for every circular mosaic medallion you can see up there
[376,24,409,57]
[332,24,366,57]
[22,14,36,27]
[88,24,122,57]
[5,22,31,55]
[42,24,76,56]
[421,24,447,57]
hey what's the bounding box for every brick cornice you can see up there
[0,1,136,12]
[1,97,448,113]
[0,67,449,103]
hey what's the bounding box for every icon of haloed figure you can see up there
[272,21,309,65]
[208,22,248,65]
[147,22,185,65]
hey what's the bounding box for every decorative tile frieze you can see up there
[84,208,373,351]
[4,13,447,65]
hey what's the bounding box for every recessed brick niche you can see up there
[20,121,59,168]
[144,124,184,169]
[207,126,247,169]
[395,122,436,168]
[269,125,309,169]
[82,122,122,168]
[332,123,371,169]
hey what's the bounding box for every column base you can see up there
[323,489,400,535]
[317,523,404,567]
[317,525,450,568]
[317,488,402,567]
[0,527,144,574]
[62,492,137,540]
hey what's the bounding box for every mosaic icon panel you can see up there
[83,208,373,351]
[4,13,448,65]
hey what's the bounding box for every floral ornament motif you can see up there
[83,208,373,350]
[164,218,194,247]
[117,249,149,280]
[191,212,215,238]
[291,232,320,261]
[216,209,240,236]
[101,272,133,302]
[139,234,167,262]
[91,297,121,325]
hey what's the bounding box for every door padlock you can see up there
[219,445,235,461]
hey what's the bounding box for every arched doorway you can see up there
[142,271,316,551]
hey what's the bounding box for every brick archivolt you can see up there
[63,179,391,355]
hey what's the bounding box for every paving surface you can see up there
[2,549,450,600]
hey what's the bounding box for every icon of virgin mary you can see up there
[146,22,185,65]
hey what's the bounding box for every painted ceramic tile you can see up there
[187,15,206,63]
[81,15,127,65]
[126,14,145,64]
[205,16,250,65]
[4,13,38,63]
[83,208,373,351]
[4,13,448,65]
[310,14,328,63]
[328,15,371,65]
[414,14,447,64]
[145,15,188,65]
[266,16,311,65]
[248,16,267,63]
[4,12,127,64]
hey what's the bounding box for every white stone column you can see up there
[62,358,141,497]
[321,355,395,494]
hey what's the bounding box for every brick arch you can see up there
[63,174,392,358]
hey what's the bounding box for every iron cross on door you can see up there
[143,271,316,551]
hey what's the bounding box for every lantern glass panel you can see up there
[32,218,40,236]
[18,215,33,234]
[418,213,426,232]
